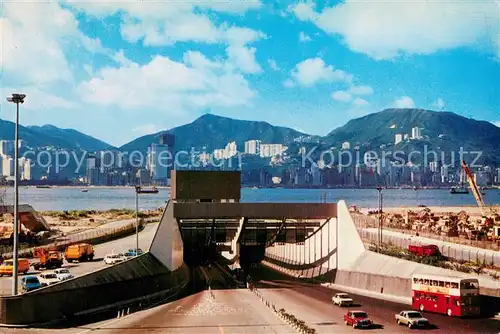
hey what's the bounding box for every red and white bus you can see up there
[412,274,480,317]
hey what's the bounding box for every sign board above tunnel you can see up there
[170,170,241,201]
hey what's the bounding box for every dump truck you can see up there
[64,243,94,262]
[32,247,63,270]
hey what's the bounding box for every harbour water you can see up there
[2,187,500,211]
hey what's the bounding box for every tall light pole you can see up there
[376,187,383,252]
[135,185,140,252]
[6,93,26,295]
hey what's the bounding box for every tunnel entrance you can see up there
[239,245,265,266]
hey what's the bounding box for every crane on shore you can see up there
[461,160,499,221]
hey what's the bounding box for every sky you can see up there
[1,0,499,147]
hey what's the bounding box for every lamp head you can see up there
[6,94,26,104]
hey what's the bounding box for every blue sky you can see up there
[1,0,499,147]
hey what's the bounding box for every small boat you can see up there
[450,186,469,194]
[81,188,89,193]
[36,185,51,189]
[136,186,159,194]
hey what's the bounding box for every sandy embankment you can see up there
[42,209,162,234]
[361,206,500,216]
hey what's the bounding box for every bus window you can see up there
[413,278,418,283]
[432,280,438,286]
[439,281,445,287]
[445,282,450,288]
[424,279,430,285]
[451,283,459,289]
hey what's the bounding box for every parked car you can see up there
[344,311,372,329]
[332,293,354,307]
[124,248,144,258]
[38,271,59,287]
[21,276,41,292]
[395,311,430,328]
[54,268,74,281]
[104,253,126,265]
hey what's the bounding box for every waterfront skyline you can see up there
[1,1,499,146]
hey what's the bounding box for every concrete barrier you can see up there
[0,252,189,326]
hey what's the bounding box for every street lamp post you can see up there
[376,187,383,252]
[6,93,26,296]
[135,185,140,252]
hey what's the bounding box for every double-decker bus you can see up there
[412,274,480,317]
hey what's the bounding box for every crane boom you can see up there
[461,160,487,215]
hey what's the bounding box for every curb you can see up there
[248,285,316,334]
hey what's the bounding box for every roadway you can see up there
[250,265,500,334]
[0,262,498,333]
[361,228,500,266]
[0,222,158,295]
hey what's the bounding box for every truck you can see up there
[408,244,440,257]
[64,243,94,262]
[32,247,63,270]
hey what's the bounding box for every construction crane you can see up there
[461,160,498,219]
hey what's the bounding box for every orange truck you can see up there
[32,247,63,270]
[64,243,94,262]
[0,258,30,276]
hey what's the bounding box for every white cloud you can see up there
[331,91,352,102]
[268,59,280,71]
[1,2,106,85]
[349,85,374,96]
[290,57,352,87]
[70,2,264,47]
[299,31,312,42]
[433,98,445,110]
[291,2,318,21]
[77,51,255,112]
[226,45,262,74]
[292,1,500,60]
[1,86,78,122]
[353,97,369,107]
[393,96,416,108]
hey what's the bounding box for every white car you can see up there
[104,253,126,265]
[38,271,59,287]
[332,293,354,307]
[54,268,74,281]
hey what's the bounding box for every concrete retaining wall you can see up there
[0,252,189,326]
[334,270,412,297]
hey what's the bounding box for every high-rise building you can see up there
[496,168,500,184]
[224,141,238,159]
[244,140,261,155]
[411,127,421,139]
[1,157,14,177]
[429,161,438,173]
[20,158,31,180]
[0,141,14,156]
[260,144,286,158]
[341,141,350,150]
[395,134,403,145]
[213,149,224,160]
[147,143,170,184]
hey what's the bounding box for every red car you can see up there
[344,310,372,329]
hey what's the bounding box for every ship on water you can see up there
[451,169,470,194]
[450,186,469,194]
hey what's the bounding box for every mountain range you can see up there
[1,109,499,165]
[0,119,113,151]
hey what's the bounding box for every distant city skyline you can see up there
[1,1,499,146]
